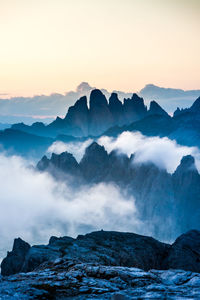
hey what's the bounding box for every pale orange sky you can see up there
[0,0,199,97]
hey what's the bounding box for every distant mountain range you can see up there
[8,88,200,149]
[0,88,199,158]
[0,87,200,251]
[0,82,199,124]
[140,84,200,112]
[37,141,200,240]
[105,95,200,149]
[11,89,169,137]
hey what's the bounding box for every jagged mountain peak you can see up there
[83,141,107,156]
[173,107,181,117]
[12,238,30,253]
[51,151,78,165]
[131,93,144,102]
[190,96,200,111]
[174,155,196,174]
[37,155,49,171]
[180,155,195,167]
[89,89,108,107]
[149,100,169,117]
[65,95,89,118]
[74,95,88,107]
[109,92,121,105]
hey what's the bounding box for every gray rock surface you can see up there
[1,230,200,299]
[3,230,200,278]
[1,261,200,299]
[1,238,30,276]
[1,231,169,276]
[163,230,200,273]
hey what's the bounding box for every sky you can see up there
[0,0,199,97]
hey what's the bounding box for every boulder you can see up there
[1,238,30,276]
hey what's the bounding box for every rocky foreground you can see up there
[1,230,200,299]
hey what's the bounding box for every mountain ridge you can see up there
[11,89,169,137]
[37,142,200,239]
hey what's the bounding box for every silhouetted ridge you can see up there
[108,93,124,125]
[1,238,30,276]
[10,89,173,138]
[79,142,109,181]
[149,100,169,117]
[37,142,200,239]
[123,94,147,124]
[4,229,200,278]
[37,151,79,177]
[46,90,169,136]
[174,155,196,175]
[89,89,113,135]
[190,96,200,111]
[89,89,108,107]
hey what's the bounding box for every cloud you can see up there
[0,153,142,259]
[47,139,93,162]
[47,131,200,173]
[47,132,200,173]
[98,131,200,173]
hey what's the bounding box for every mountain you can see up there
[47,90,150,136]
[3,90,200,157]
[139,84,200,112]
[140,84,200,100]
[148,100,169,117]
[11,89,168,138]
[105,95,200,149]
[0,82,94,124]
[1,230,200,299]
[3,230,200,275]
[37,142,200,239]
[0,128,53,158]
[1,82,199,124]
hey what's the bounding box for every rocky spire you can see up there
[89,90,113,135]
[123,93,147,124]
[148,100,169,117]
[190,96,200,112]
[108,93,124,126]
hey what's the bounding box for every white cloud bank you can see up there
[48,131,200,173]
[47,139,93,162]
[1,131,199,258]
[99,132,200,173]
[0,153,142,259]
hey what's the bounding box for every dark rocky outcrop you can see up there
[108,92,124,126]
[1,262,200,299]
[189,96,200,112]
[37,151,80,181]
[2,229,200,279]
[1,230,167,276]
[89,89,113,135]
[163,230,200,272]
[48,96,89,136]
[1,238,30,276]
[172,155,200,235]
[79,142,109,182]
[148,100,169,117]
[123,93,147,124]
